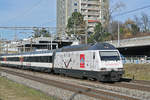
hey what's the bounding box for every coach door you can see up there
[20,56,24,67]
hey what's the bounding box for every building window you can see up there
[74,3,77,6]
[74,9,78,12]
[103,0,106,2]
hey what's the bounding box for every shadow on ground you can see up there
[120,78,132,82]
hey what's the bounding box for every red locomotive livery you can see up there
[80,54,85,68]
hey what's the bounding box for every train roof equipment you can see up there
[61,43,117,52]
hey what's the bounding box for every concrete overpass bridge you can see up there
[107,36,150,56]
[107,36,150,48]
[107,36,150,63]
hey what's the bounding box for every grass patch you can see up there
[123,64,150,81]
[0,77,57,100]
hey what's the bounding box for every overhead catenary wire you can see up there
[113,5,150,17]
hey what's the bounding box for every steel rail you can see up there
[106,82,150,92]
[132,80,150,86]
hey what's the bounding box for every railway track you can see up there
[76,77,150,93]
[105,81,150,92]
[119,78,150,87]
[0,68,139,100]
[132,80,150,86]
[1,67,150,92]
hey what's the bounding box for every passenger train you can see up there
[0,43,124,82]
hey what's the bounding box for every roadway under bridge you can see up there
[118,45,150,56]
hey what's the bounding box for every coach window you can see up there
[49,56,52,63]
[45,56,49,62]
[46,56,49,62]
[35,56,40,62]
[24,57,28,62]
[7,57,19,61]
[14,57,19,61]
[0,57,3,61]
[33,56,38,62]
[25,57,29,62]
[7,57,10,61]
[28,57,32,62]
[40,56,44,62]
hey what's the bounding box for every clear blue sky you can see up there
[0,0,56,27]
[112,0,150,21]
[0,0,150,27]
[0,0,150,40]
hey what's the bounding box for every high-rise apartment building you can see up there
[57,0,109,35]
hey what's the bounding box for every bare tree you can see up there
[134,15,142,31]
[110,21,119,35]
[110,21,125,39]
[105,0,125,33]
[141,12,150,32]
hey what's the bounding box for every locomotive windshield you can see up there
[99,51,120,61]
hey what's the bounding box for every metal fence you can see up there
[122,56,150,64]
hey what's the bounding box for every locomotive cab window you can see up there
[99,51,120,61]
